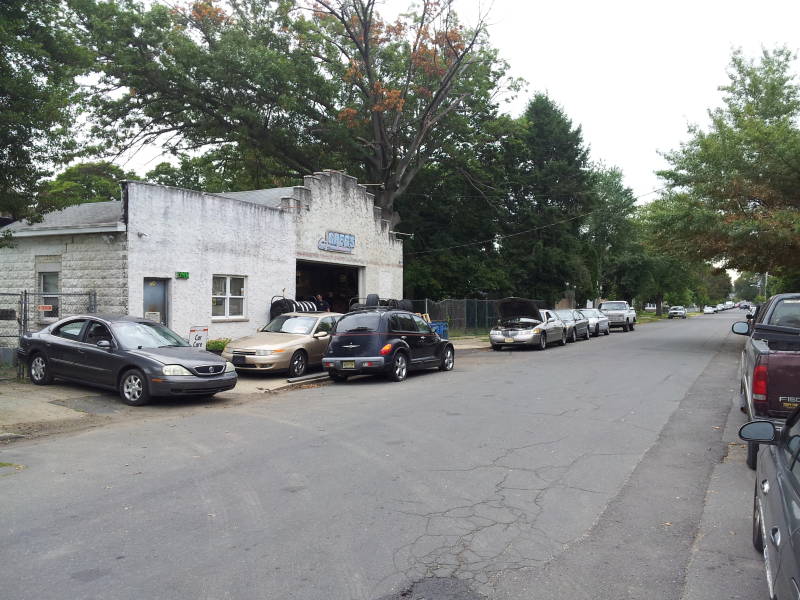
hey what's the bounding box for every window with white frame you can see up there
[212,275,246,318]
[38,272,60,318]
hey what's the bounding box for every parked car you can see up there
[489,298,567,351]
[18,315,237,406]
[739,412,800,600]
[555,309,591,342]
[577,308,610,337]
[668,306,688,319]
[732,293,800,468]
[322,308,454,382]
[598,300,637,331]
[703,305,716,314]
[716,303,725,312]
[221,311,341,377]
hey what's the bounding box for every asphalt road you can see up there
[1,311,765,599]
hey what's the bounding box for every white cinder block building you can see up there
[0,170,403,344]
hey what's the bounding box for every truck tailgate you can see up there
[769,351,800,413]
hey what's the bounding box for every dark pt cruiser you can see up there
[18,315,237,405]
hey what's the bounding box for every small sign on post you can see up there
[188,325,209,349]
[37,305,53,312]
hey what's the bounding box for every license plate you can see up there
[232,355,246,365]
[504,337,514,343]
[342,361,356,369]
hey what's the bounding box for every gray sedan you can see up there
[490,298,567,350]
[555,309,591,342]
[577,308,610,337]
[18,315,237,406]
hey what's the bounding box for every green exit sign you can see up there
[175,272,190,279]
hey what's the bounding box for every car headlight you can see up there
[225,361,236,373]
[490,329,501,335]
[255,349,285,356]
[533,328,542,334]
[162,364,192,376]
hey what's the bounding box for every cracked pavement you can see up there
[0,312,749,599]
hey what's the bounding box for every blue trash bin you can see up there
[430,321,449,339]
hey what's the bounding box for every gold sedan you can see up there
[221,312,341,377]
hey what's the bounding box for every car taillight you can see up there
[753,364,768,406]
[379,343,392,355]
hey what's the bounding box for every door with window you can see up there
[38,272,60,319]
[143,279,168,325]
[390,313,424,363]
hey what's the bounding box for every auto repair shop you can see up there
[0,170,404,345]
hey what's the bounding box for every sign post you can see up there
[188,325,209,349]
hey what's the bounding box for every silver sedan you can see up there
[577,308,610,337]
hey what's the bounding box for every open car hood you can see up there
[495,297,544,322]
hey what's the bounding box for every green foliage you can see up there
[658,47,800,276]
[205,338,230,352]
[38,161,138,210]
[0,0,92,222]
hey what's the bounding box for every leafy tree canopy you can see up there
[38,161,139,210]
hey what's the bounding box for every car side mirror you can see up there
[313,331,329,339]
[97,339,113,350]
[731,321,750,335]
[739,421,778,444]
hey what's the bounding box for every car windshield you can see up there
[601,302,628,310]
[335,312,382,332]
[262,315,317,335]
[580,309,599,317]
[555,310,574,320]
[113,322,189,349]
[670,306,684,310]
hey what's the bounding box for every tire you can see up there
[753,481,764,553]
[491,344,502,351]
[604,326,610,336]
[559,330,567,346]
[288,350,307,378]
[623,320,630,332]
[569,328,577,343]
[387,352,408,382]
[29,353,53,385]
[584,327,591,341]
[439,346,454,371]
[329,370,348,383]
[537,333,547,351]
[366,293,380,307]
[747,441,758,470]
[683,315,687,319]
[119,369,151,406]
[594,325,600,337]
[668,316,673,319]
[630,320,635,331]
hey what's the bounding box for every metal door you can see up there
[143,278,168,325]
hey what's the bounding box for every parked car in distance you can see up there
[221,311,341,377]
[739,413,800,600]
[598,300,637,332]
[668,306,688,319]
[18,315,237,406]
[555,309,590,342]
[732,293,800,468]
[577,308,610,337]
[322,308,454,382]
[716,303,725,312]
[703,305,716,314]
[489,298,567,351]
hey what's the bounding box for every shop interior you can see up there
[296,260,359,313]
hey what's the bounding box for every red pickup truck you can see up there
[733,293,800,468]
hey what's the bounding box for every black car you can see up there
[322,309,455,382]
[739,409,800,599]
[18,315,237,405]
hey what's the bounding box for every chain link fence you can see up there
[409,299,501,337]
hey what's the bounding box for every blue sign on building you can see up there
[318,231,356,254]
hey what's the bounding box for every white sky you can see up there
[122,0,800,202]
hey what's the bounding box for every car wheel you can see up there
[119,369,151,406]
[746,441,758,470]
[623,320,630,332]
[288,350,307,378]
[329,370,348,383]
[753,481,764,553]
[668,316,673,319]
[491,344,502,351]
[569,329,577,343]
[387,352,408,382]
[593,325,600,337]
[584,327,591,341]
[630,320,635,331]
[439,346,455,371]
[683,315,687,319]
[537,333,547,350]
[29,353,53,385]
[604,326,610,335]
[559,330,567,346]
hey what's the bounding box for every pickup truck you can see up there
[597,300,637,331]
[732,293,800,469]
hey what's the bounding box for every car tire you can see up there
[119,368,151,406]
[683,315,687,319]
[537,333,547,351]
[753,481,764,553]
[387,352,408,382]
[288,350,307,378]
[668,316,673,319]
[746,441,758,470]
[439,346,455,371]
[329,370,348,383]
[630,320,635,331]
[623,320,630,332]
[559,330,567,346]
[29,353,53,385]
[491,344,502,351]
[569,329,577,343]
[584,327,591,341]
[593,325,600,337]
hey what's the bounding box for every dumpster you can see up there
[430,320,449,339]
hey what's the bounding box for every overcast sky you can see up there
[459,0,800,200]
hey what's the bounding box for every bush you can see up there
[206,338,231,352]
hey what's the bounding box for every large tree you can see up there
[1,0,91,222]
[657,47,800,275]
[38,161,139,210]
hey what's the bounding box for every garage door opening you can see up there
[296,261,359,313]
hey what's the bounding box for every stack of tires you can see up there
[348,294,414,312]
[269,298,320,320]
